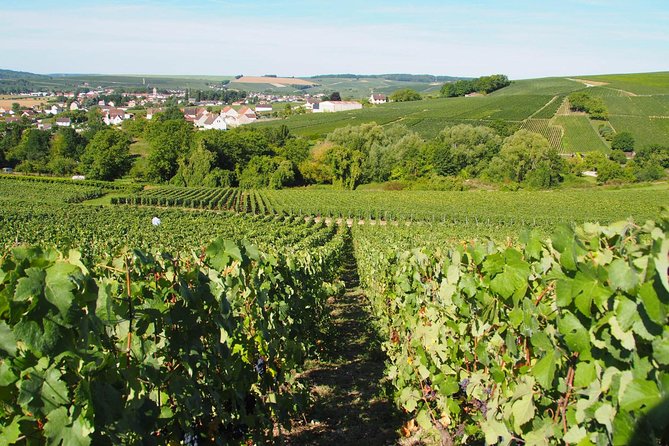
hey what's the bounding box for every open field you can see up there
[252,72,669,148]
[576,71,669,95]
[0,95,49,108]
[253,94,552,139]
[231,76,316,86]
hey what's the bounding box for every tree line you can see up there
[440,74,511,97]
[2,105,666,188]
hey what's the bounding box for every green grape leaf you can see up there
[14,268,46,302]
[488,249,530,300]
[0,415,22,445]
[652,330,669,365]
[45,262,82,316]
[43,406,92,446]
[608,259,638,292]
[594,403,615,434]
[638,281,666,326]
[0,321,17,357]
[557,312,591,358]
[609,316,636,351]
[573,361,597,388]
[563,426,587,444]
[42,368,69,413]
[619,377,661,412]
[0,360,18,386]
[512,393,535,432]
[532,352,558,389]
[481,417,511,445]
[572,272,610,316]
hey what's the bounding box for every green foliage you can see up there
[80,129,132,181]
[276,137,311,165]
[486,130,565,187]
[0,230,347,444]
[170,146,228,187]
[599,123,615,141]
[611,131,635,152]
[441,74,511,97]
[51,127,86,160]
[389,89,422,102]
[609,149,628,164]
[145,119,194,182]
[238,156,297,189]
[568,92,609,120]
[196,128,272,173]
[325,145,364,190]
[355,212,669,445]
[8,129,51,171]
[430,124,501,177]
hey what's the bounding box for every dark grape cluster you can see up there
[183,431,199,446]
[422,378,437,401]
[471,398,488,417]
[254,357,266,377]
[459,378,469,391]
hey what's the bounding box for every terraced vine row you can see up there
[112,186,669,231]
[520,119,563,150]
[113,188,274,214]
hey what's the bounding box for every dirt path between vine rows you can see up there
[283,253,403,445]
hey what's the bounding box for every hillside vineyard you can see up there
[0,176,667,445]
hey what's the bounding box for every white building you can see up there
[55,117,71,127]
[203,114,227,130]
[314,101,363,113]
[369,93,387,104]
[255,103,273,113]
[221,106,239,118]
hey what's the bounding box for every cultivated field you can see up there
[0,95,48,109]
[253,73,669,150]
[231,75,317,86]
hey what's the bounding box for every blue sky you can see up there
[1,0,667,79]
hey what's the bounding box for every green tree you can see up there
[238,156,296,189]
[11,102,20,114]
[389,133,429,180]
[609,149,628,164]
[154,105,184,122]
[0,121,29,166]
[635,144,669,168]
[276,138,311,164]
[270,160,297,189]
[430,124,501,177]
[8,129,51,171]
[389,89,422,102]
[611,131,635,152]
[486,130,565,187]
[329,92,341,101]
[51,127,86,160]
[145,119,194,182]
[325,145,364,190]
[197,127,271,172]
[171,146,227,187]
[81,129,132,180]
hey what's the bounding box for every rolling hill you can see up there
[253,72,669,152]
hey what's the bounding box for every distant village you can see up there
[0,86,387,131]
